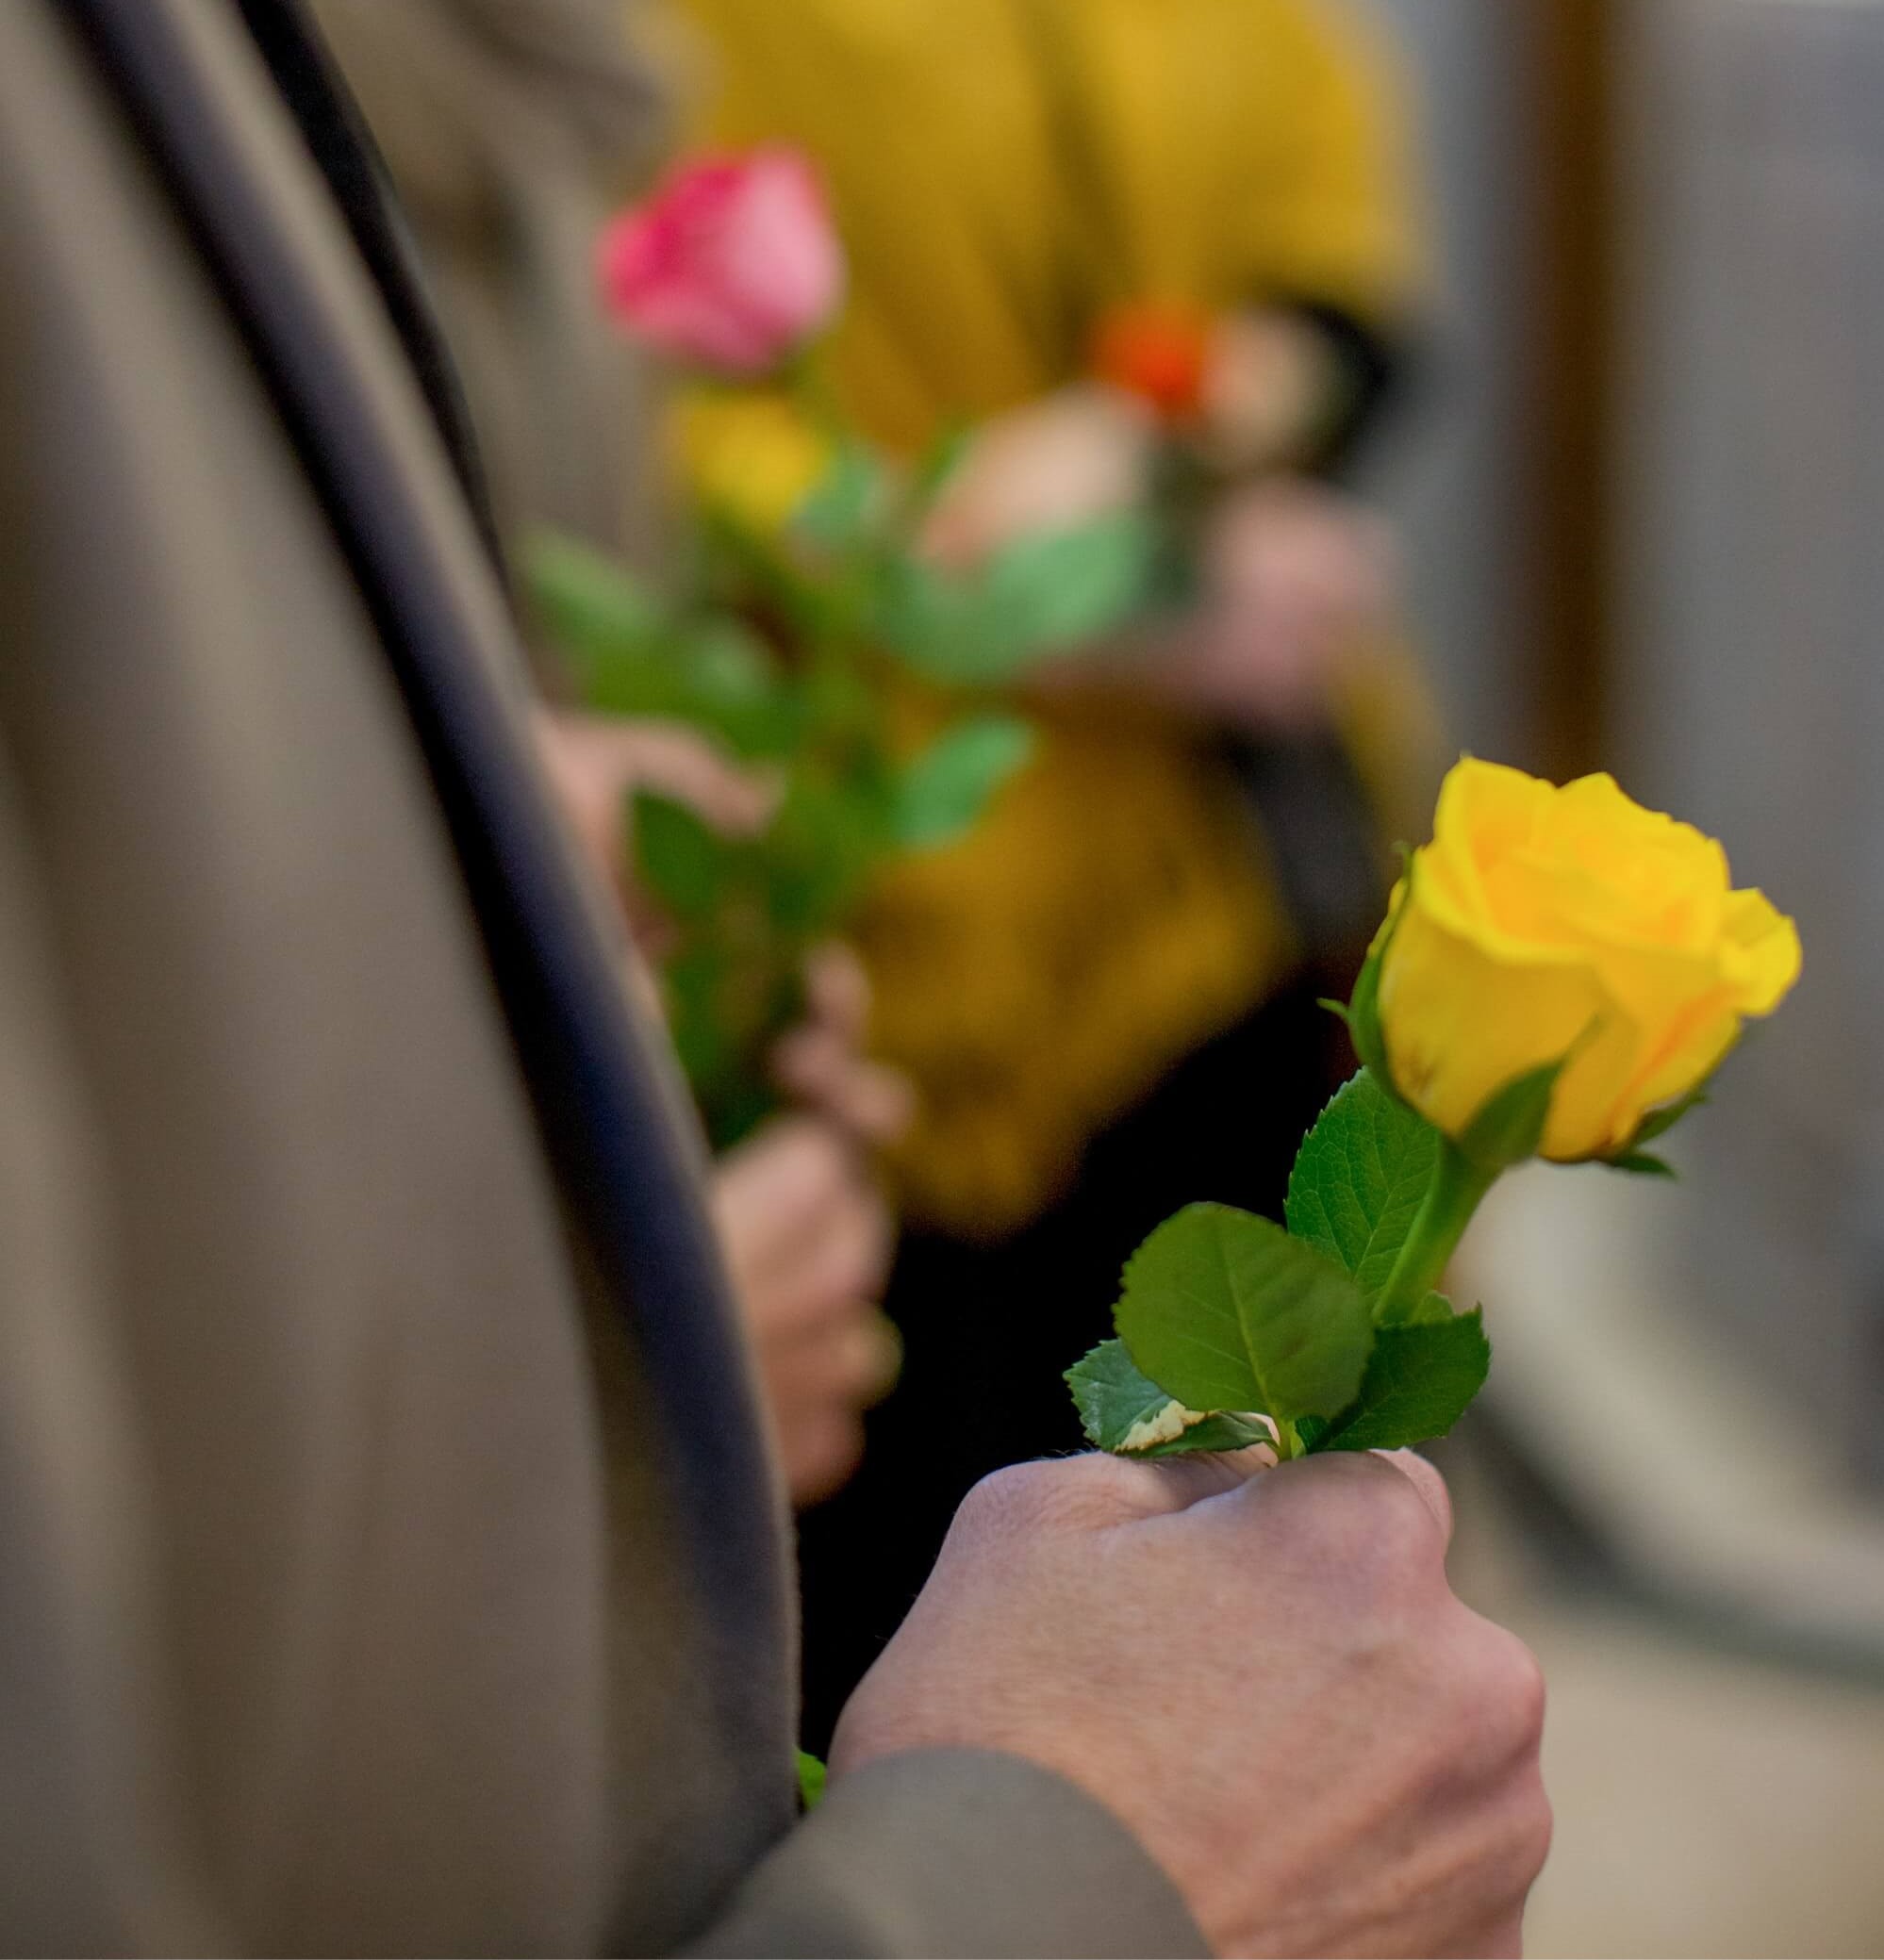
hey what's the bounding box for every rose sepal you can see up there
[1337,858,1412,1081]
[1454,1053,1571,1174]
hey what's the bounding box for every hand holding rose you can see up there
[835,1447,1550,1957]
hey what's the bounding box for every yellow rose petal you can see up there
[1378,758,1802,1162]
[1721,887,1803,1013]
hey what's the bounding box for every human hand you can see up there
[532,707,774,936]
[769,943,916,1147]
[920,384,1155,569]
[1196,308,1343,475]
[1153,477,1397,733]
[712,1115,901,1507]
[832,1449,1549,1957]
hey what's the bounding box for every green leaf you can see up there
[525,529,668,657]
[1398,1290,1459,1326]
[661,944,734,1093]
[1457,1058,1567,1172]
[1313,1308,1490,1454]
[634,791,733,922]
[1066,1340,1269,1457]
[1066,1339,1172,1450]
[890,715,1033,850]
[980,513,1160,659]
[1115,1205,1374,1425]
[1610,1151,1677,1179]
[796,442,885,552]
[1286,1069,1442,1309]
[664,619,799,757]
[544,597,796,761]
[907,420,972,515]
[1141,1413,1276,1458]
[761,772,894,936]
[1629,1085,1711,1148]
[797,1751,828,1810]
[875,512,1158,684]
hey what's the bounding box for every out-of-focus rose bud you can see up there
[1090,301,1215,420]
[1371,758,1802,1163]
[598,148,845,377]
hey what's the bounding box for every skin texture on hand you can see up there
[712,1116,901,1506]
[919,384,1156,568]
[769,943,917,1148]
[832,1449,1550,1958]
[532,707,775,933]
[1159,477,1398,733]
[1197,308,1342,475]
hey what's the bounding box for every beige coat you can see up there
[0,0,1200,1952]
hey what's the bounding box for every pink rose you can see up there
[598,149,845,377]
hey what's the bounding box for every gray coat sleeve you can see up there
[689,1751,1208,1960]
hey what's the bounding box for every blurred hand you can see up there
[1154,477,1398,733]
[921,384,1155,568]
[1197,308,1342,475]
[712,1115,901,1507]
[532,707,774,937]
[834,1449,1550,1957]
[770,943,916,1147]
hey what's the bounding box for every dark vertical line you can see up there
[1529,0,1616,781]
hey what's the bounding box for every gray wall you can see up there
[1360,0,1538,767]
[1613,0,1884,1479]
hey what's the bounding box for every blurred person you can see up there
[311,0,911,1505]
[669,0,1442,1745]
[0,2,1553,1952]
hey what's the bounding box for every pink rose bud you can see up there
[597,148,845,377]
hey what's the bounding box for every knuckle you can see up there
[1310,1465,1445,1592]
[1496,1637,1549,1752]
[954,1455,1131,1538]
[1449,1621,1547,1768]
[1516,1776,1556,1881]
[953,1460,1053,1533]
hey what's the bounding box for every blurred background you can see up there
[316,3,1884,1952]
[1366,5,1884,1954]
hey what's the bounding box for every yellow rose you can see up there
[673,388,833,535]
[1375,758,1801,1162]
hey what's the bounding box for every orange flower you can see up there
[1090,302,1214,420]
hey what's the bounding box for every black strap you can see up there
[57,0,795,1820]
[226,0,509,574]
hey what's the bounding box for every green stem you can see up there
[1373,1141,1500,1324]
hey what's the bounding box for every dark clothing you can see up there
[799,976,1350,1753]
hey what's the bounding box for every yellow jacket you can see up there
[671,0,1426,1236]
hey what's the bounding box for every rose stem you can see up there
[1373,1142,1499,1323]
